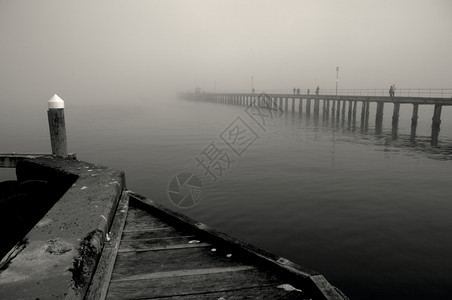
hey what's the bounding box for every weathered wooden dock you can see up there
[88,191,348,299]
[182,91,452,146]
[0,156,348,299]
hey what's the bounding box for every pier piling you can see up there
[431,104,442,146]
[410,104,419,141]
[375,102,384,134]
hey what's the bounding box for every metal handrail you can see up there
[210,88,452,98]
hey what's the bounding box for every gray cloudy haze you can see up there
[1,0,451,105]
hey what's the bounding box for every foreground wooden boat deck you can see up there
[88,192,347,299]
[0,157,347,299]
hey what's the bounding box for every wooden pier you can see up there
[183,92,452,146]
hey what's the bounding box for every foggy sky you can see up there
[1,0,451,106]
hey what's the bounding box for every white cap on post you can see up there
[48,94,65,109]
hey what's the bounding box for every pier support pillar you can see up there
[431,104,442,146]
[336,100,341,119]
[292,98,295,112]
[347,100,352,121]
[391,102,400,137]
[285,98,288,112]
[391,102,400,139]
[361,101,370,130]
[47,94,68,157]
[314,99,320,118]
[410,104,419,141]
[306,99,311,115]
[365,102,370,124]
[375,102,384,134]
[360,102,366,124]
[325,100,330,118]
[298,98,303,114]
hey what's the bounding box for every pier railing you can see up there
[315,88,452,98]
[214,88,452,98]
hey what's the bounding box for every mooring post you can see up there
[47,94,68,157]
[431,104,442,146]
[410,103,419,141]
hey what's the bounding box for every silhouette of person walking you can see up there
[297,88,300,95]
[315,86,320,95]
[389,85,394,97]
[293,88,296,95]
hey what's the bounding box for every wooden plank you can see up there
[151,285,307,299]
[85,190,129,300]
[121,227,188,240]
[118,242,211,253]
[107,267,283,299]
[111,266,255,282]
[119,235,203,251]
[111,246,247,280]
[123,203,170,231]
[308,275,349,300]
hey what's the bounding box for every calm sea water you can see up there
[1,96,452,300]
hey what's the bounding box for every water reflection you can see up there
[292,105,452,161]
